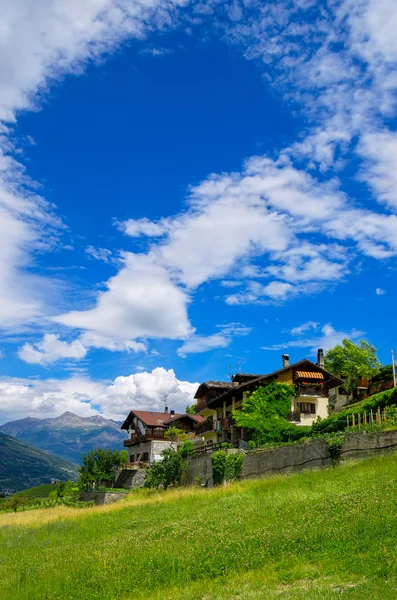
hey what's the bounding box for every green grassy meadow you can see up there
[2,455,397,599]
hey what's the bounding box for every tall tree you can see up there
[324,339,381,403]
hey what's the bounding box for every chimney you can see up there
[317,348,324,368]
[164,406,168,414]
[282,354,290,368]
[170,409,175,416]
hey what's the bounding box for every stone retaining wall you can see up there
[80,491,128,505]
[186,429,397,486]
[340,429,397,462]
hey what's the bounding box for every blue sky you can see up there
[0,0,396,423]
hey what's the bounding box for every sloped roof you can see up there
[121,410,183,430]
[194,380,234,399]
[167,413,205,425]
[202,359,343,410]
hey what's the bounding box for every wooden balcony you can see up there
[296,384,327,397]
[124,431,167,447]
[195,420,215,435]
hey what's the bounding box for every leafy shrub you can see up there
[144,449,185,490]
[211,451,244,485]
[311,388,397,436]
[179,440,195,459]
[325,435,344,464]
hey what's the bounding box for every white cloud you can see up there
[0,0,187,333]
[290,321,319,336]
[0,367,199,424]
[85,245,113,263]
[359,131,397,211]
[375,287,386,295]
[177,323,251,357]
[120,217,172,237]
[55,253,193,341]
[18,334,87,365]
[262,323,365,355]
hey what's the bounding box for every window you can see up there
[130,455,135,463]
[142,452,149,462]
[299,402,316,415]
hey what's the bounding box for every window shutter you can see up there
[311,403,316,414]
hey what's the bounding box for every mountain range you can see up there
[0,432,79,493]
[0,412,128,465]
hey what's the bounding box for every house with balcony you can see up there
[193,349,343,447]
[121,409,204,464]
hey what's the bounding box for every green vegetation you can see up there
[312,387,397,435]
[2,454,397,598]
[78,448,127,489]
[0,432,78,492]
[0,480,83,513]
[324,339,380,402]
[233,382,310,445]
[211,450,243,485]
[185,403,197,414]
[144,448,186,489]
[164,426,188,443]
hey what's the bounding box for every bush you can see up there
[311,388,397,436]
[211,451,244,486]
[179,440,195,459]
[144,449,185,490]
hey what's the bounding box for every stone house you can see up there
[121,409,204,464]
[194,349,343,447]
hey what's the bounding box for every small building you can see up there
[121,409,204,464]
[194,349,343,447]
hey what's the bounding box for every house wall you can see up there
[128,440,177,463]
[294,396,329,426]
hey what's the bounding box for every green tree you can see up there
[119,449,129,467]
[185,404,197,415]
[233,382,296,445]
[324,339,381,403]
[164,426,188,443]
[78,448,122,489]
[144,448,185,490]
[371,365,394,393]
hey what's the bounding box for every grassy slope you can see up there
[2,454,397,600]
[0,432,79,492]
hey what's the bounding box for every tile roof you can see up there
[167,413,205,425]
[127,410,184,428]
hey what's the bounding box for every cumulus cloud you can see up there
[290,321,319,336]
[18,334,87,365]
[375,287,386,295]
[0,367,199,424]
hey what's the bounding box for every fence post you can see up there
[358,413,361,431]
[363,412,367,425]
[370,411,374,426]
[377,407,381,426]
[352,413,355,430]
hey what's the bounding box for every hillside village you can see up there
[111,346,397,491]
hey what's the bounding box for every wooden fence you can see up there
[346,408,395,431]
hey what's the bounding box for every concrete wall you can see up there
[186,430,397,487]
[340,429,397,462]
[80,491,127,505]
[242,438,332,479]
[186,454,214,488]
